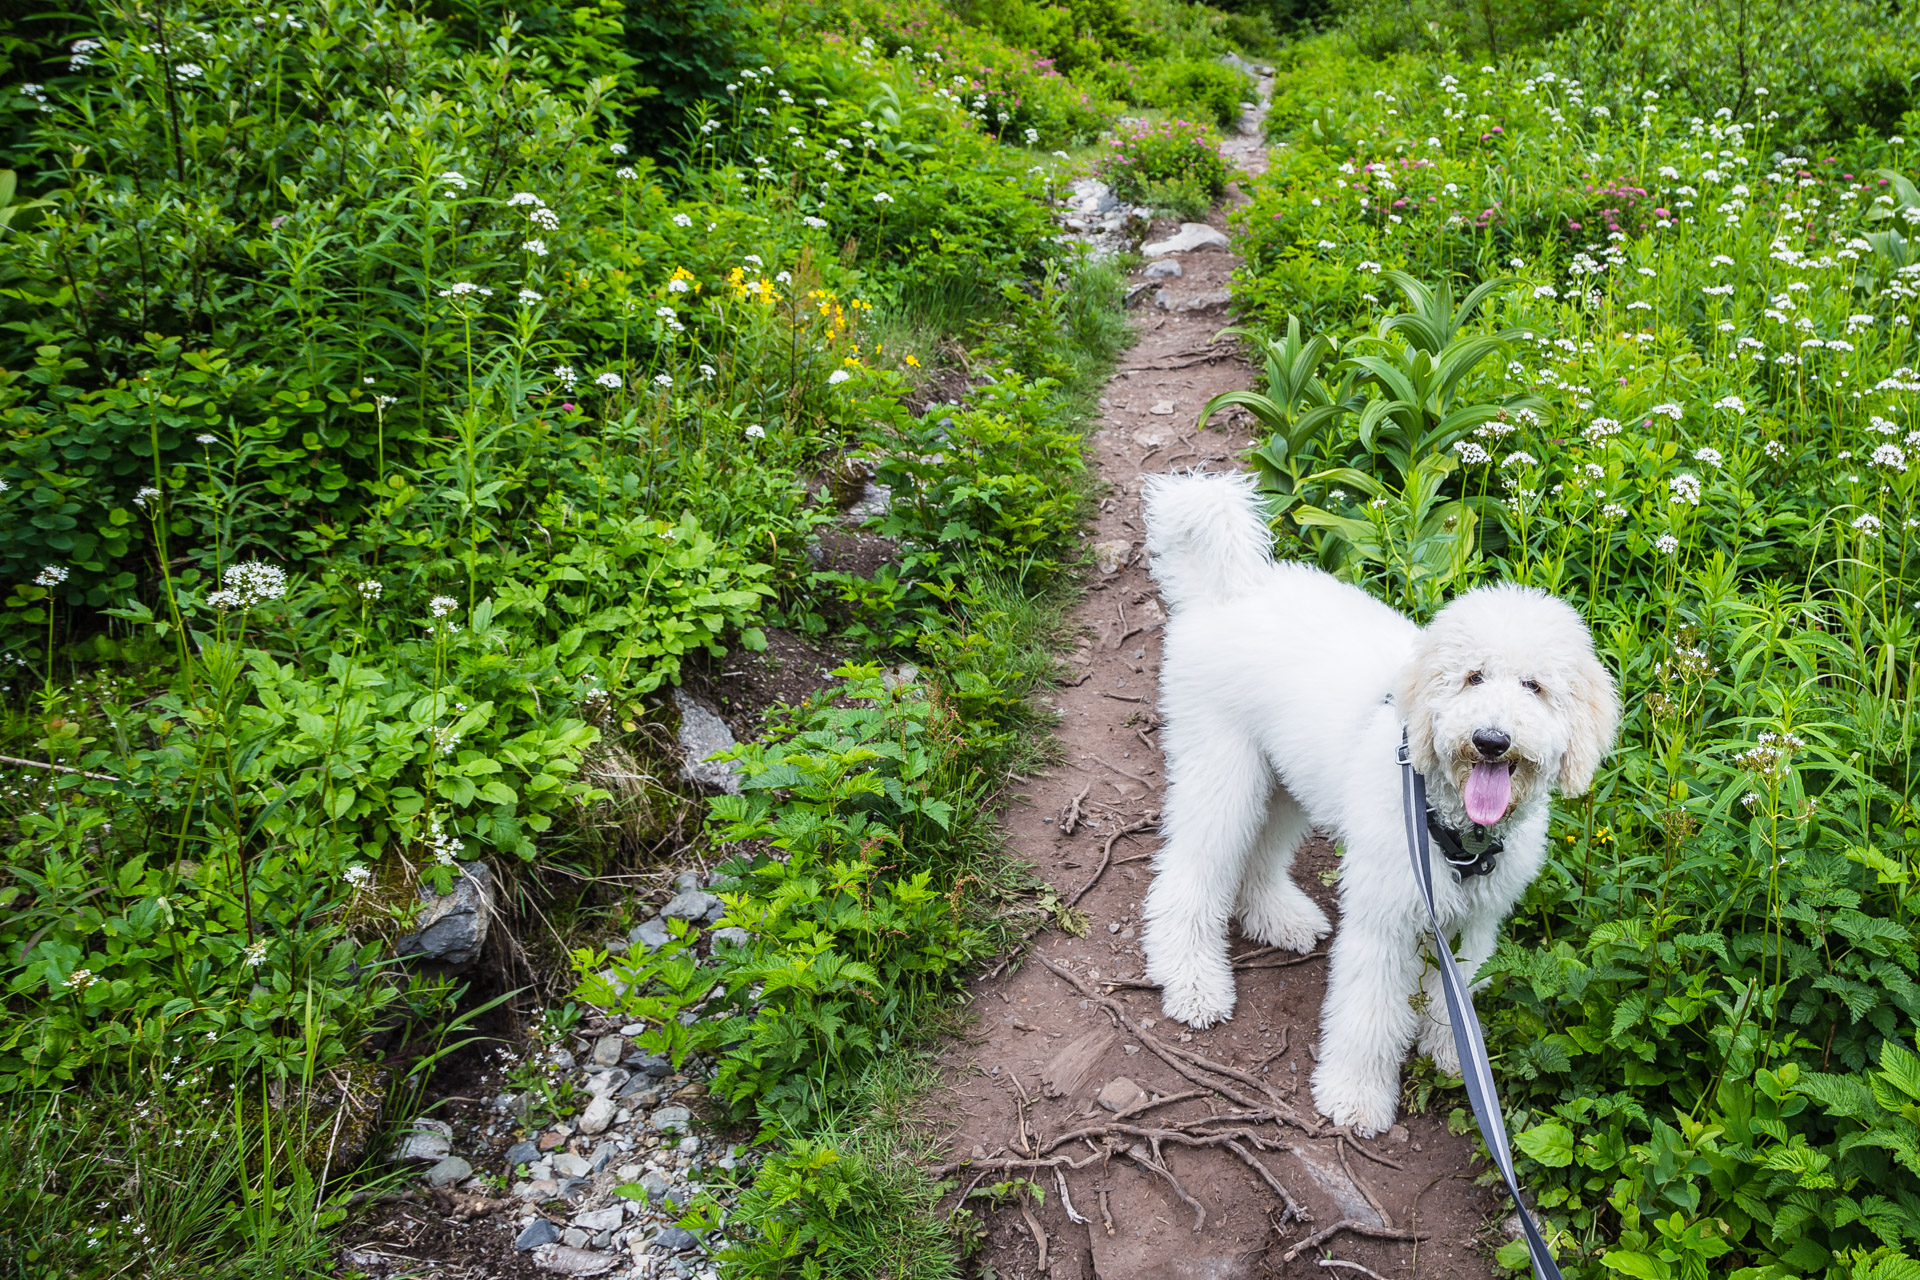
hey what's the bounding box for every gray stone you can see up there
[654,1226,702,1252]
[426,1155,473,1187]
[551,1049,576,1071]
[390,1118,453,1163]
[578,1095,616,1136]
[672,688,740,794]
[394,861,494,968]
[628,917,672,950]
[846,480,892,521]
[1091,540,1131,575]
[710,927,751,949]
[586,1068,630,1097]
[552,1152,592,1179]
[625,1052,672,1078]
[589,1143,617,1174]
[702,899,728,925]
[1175,289,1232,313]
[642,1172,672,1201]
[515,1218,562,1251]
[592,1034,624,1067]
[1097,1077,1148,1113]
[505,1139,541,1170]
[533,1242,618,1275]
[649,1105,693,1132]
[661,890,722,922]
[1142,259,1182,279]
[617,1078,660,1104]
[672,870,704,893]
[1141,222,1231,256]
[573,1205,625,1232]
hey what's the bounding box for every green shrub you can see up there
[1150,56,1254,128]
[1100,116,1231,210]
[573,665,996,1130]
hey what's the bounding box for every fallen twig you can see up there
[1280,1220,1428,1263]
[1225,1136,1309,1226]
[1100,691,1146,703]
[1092,754,1154,787]
[1061,783,1092,836]
[928,1153,1103,1177]
[1318,1259,1391,1280]
[1338,1136,1394,1229]
[1065,812,1158,911]
[1334,1132,1405,1171]
[1125,1144,1207,1232]
[1055,1169,1090,1225]
[1234,949,1328,971]
[0,753,118,782]
[1039,956,1269,1113]
[1020,1195,1049,1271]
[1098,1187,1114,1236]
[1113,1087,1208,1120]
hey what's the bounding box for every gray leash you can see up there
[1398,731,1563,1280]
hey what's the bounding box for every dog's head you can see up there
[1394,584,1619,825]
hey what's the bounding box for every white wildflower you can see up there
[1668,474,1702,505]
[34,565,68,587]
[595,372,622,390]
[1655,532,1680,554]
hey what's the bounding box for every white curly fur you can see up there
[1139,472,1619,1136]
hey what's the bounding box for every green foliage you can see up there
[714,1135,963,1278]
[1232,23,1920,1280]
[628,0,754,149]
[1100,117,1232,215]
[573,666,993,1131]
[1149,56,1255,128]
[0,0,1145,1270]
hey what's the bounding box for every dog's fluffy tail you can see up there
[1142,471,1274,610]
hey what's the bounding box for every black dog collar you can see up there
[1424,803,1502,878]
[1385,695,1503,878]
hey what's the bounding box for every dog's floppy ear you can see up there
[1394,631,1445,777]
[1557,645,1620,796]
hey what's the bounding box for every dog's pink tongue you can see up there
[1464,762,1512,826]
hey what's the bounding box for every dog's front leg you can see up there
[1312,900,1422,1137]
[1416,909,1502,1076]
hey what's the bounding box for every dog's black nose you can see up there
[1472,728,1511,759]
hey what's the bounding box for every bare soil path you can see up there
[928,101,1505,1280]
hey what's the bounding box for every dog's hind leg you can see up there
[1141,733,1272,1029]
[1234,788,1331,953]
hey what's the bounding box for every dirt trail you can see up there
[929,100,1504,1280]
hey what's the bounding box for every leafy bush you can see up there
[1100,116,1232,214]
[1149,56,1254,127]
[573,665,995,1130]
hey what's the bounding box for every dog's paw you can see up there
[1156,974,1236,1029]
[1419,1024,1462,1077]
[1311,1069,1399,1138]
[1237,893,1332,953]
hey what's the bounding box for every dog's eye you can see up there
[1465,671,1484,686]
[1522,678,1543,694]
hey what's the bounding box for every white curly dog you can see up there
[1138,472,1618,1136]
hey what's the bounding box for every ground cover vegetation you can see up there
[1228,0,1920,1275]
[0,0,1249,1275]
